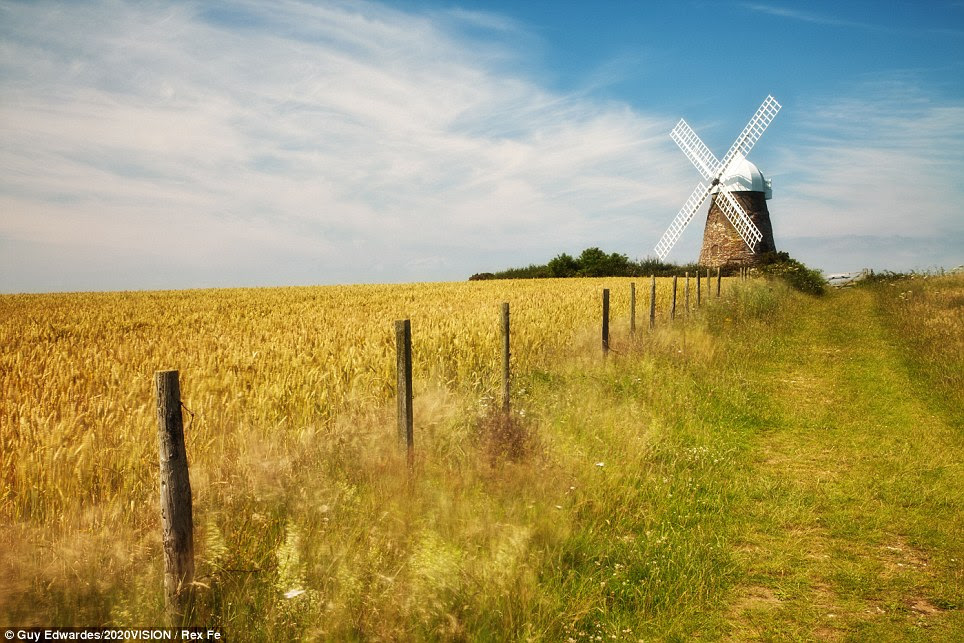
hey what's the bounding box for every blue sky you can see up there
[1,0,962,292]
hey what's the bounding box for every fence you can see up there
[151,272,745,621]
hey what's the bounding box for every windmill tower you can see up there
[655,95,781,268]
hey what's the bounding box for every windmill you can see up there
[655,95,781,268]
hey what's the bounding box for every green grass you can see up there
[718,278,963,640]
[2,275,962,640]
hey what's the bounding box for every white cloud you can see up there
[1,0,691,291]
[0,1,961,291]
[740,3,888,31]
[770,83,964,270]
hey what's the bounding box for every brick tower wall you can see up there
[698,191,776,268]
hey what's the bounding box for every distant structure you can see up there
[826,270,869,287]
[655,95,781,268]
[699,153,776,266]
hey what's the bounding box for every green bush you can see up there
[547,252,579,277]
[755,252,826,295]
[575,247,631,277]
[474,248,702,280]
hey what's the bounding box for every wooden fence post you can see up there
[685,272,690,314]
[395,320,414,466]
[501,303,510,415]
[155,369,194,623]
[649,275,656,330]
[629,282,636,336]
[716,267,722,298]
[601,289,610,354]
[696,268,701,307]
[671,275,678,321]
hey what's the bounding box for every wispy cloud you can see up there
[773,82,964,270]
[0,0,688,291]
[740,3,888,32]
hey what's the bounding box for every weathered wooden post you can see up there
[685,272,690,314]
[716,267,722,298]
[649,275,656,330]
[501,303,510,415]
[696,268,702,307]
[629,282,636,336]
[671,275,678,321]
[395,319,414,466]
[601,289,610,354]
[155,369,194,623]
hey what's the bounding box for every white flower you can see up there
[284,589,306,599]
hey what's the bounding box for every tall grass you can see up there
[867,273,964,409]
[2,273,960,639]
[0,277,722,636]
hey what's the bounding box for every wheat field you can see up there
[0,276,690,630]
[0,278,691,520]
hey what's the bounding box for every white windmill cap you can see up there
[712,152,773,199]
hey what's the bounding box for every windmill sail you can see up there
[654,182,710,260]
[655,95,780,259]
[716,189,764,249]
[715,95,781,182]
[670,119,719,180]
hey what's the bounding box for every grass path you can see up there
[724,287,963,640]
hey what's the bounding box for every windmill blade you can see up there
[670,119,720,180]
[654,182,710,260]
[716,95,781,180]
[716,189,763,251]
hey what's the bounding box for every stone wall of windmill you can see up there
[698,190,776,268]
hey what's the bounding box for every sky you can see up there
[1,0,962,293]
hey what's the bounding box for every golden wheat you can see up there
[0,277,698,529]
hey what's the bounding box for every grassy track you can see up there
[1,276,961,640]
[721,283,963,640]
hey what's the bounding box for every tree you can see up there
[577,247,630,277]
[547,253,580,277]
[577,247,606,276]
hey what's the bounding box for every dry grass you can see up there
[0,279,654,523]
[0,276,697,634]
[871,273,964,407]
